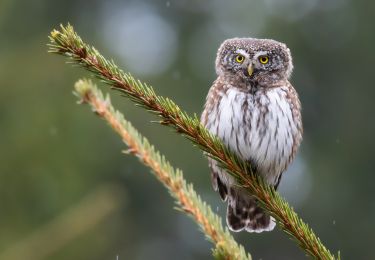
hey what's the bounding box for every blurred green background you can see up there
[1,0,374,259]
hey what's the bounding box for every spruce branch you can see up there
[49,24,339,260]
[74,79,251,260]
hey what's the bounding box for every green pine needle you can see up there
[49,24,339,260]
[74,79,251,260]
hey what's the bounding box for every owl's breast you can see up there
[203,86,301,185]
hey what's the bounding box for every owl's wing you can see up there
[208,159,228,201]
[201,79,230,201]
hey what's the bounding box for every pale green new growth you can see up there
[49,24,340,260]
[74,79,251,260]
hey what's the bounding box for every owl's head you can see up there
[215,38,293,86]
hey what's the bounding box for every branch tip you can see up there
[74,79,250,260]
[50,24,338,260]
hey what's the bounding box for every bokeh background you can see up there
[1,0,374,259]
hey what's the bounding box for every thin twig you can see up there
[48,24,339,260]
[74,79,251,260]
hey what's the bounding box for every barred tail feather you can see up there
[226,188,276,233]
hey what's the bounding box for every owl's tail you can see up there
[226,188,276,233]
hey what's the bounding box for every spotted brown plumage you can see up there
[201,38,303,233]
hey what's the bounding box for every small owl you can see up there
[201,38,303,233]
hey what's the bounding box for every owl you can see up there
[201,38,303,233]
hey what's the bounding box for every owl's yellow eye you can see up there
[259,56,269,64]
[235,54,245,63]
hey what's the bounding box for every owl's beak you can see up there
[247,63,254,76]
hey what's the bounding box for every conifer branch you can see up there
[74,79,251,260]
[49,24,339,260]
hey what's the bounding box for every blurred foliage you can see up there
[0,0,374,259]
[49,24,336,259]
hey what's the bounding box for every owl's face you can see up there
[215,38,293,86]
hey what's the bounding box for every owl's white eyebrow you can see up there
[235,49,249,57]
[253,51,269,58]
